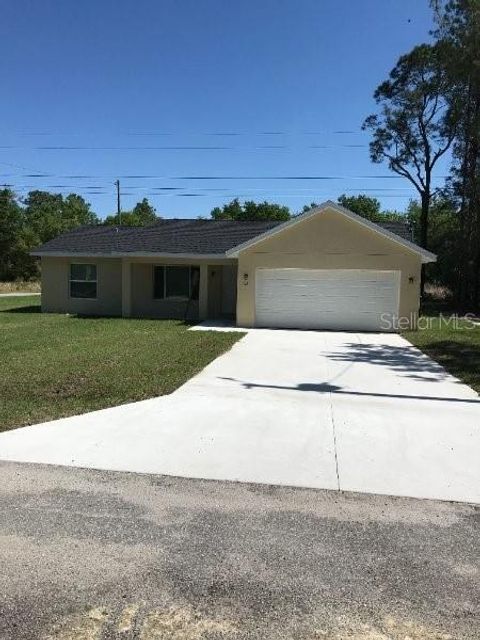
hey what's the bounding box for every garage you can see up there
[232,203,436,331]
[255,268,400,331]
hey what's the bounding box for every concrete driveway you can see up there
[0,329,479,503]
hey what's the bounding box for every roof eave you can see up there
[31,251,233,260]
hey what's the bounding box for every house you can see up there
[32,201,436,331]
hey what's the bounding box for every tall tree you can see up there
[62,194,98,228]
[131,198,158,224]
[407,196,460,293]
[0,189,29,280]
[210,198,290,221]
[337,194,402,222]
[24,191,98,244]
[363,43,457,292]
[210,199,243,220]
[302,196,404,222]
[431,0,480,308]
[0,189,98,281]
[338,194,381,221]
[23,191,64,244]
[104,198,159,226]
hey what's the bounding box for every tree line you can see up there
[0,185,458,300]
[0,188,402,281]
[362,0,480,308]
[1,1,478,308]
[0,189,159,280]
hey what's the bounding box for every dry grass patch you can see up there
[0,280,41,293]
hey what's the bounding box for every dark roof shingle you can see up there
[32,219,281,255]
[377,220,413,242]
[32,217,413,256]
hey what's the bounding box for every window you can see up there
[153,266,200,300]
[153,265,165,299]
[70,263,97,299]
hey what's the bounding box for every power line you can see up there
[8,187,422,199]
[0,142,370,151]
[10,184,423,193]
[1,129,364,137]
[0,173,448,181]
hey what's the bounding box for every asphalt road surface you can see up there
[0,461,478,639]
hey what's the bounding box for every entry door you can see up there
[207,266,223,318]
[255,268,400,331]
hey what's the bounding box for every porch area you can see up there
[121,258,238,322]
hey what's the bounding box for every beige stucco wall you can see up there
[130,262,199,320]
[236,209,422,329]
[41,255,236,321]
[128,257,235,320]
[41,257,122,316]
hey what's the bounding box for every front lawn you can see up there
[404,316,480,393]
[0,296,242,432]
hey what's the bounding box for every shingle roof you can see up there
[377,220,413,242]
[32,219,282,256]
[32,217,413,256]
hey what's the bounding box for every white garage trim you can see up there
[255,268,400,332]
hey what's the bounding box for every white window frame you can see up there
[69,263,98,300]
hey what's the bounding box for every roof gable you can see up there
[31,202,434,262]
[226,201,436,263]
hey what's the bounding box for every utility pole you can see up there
[115,179,121,224]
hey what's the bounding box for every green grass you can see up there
[404,316,480,393]
[0,296,243,432]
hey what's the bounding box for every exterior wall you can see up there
[236,208,422,330]
[41,257,122,316]
[130,262,199,320]
[41,255,236,321]
[221,264,237,315]
[128,258,235,320]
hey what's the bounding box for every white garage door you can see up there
[255,269,400,331]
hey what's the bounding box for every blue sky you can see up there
[1,0,445,219]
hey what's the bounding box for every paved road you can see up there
[0,461,478,639]
[1,329,479,503]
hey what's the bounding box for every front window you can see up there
[70,263,97,299]
[153,266,199,300]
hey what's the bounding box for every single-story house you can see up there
[32,200,436,331]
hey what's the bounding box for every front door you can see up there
[207,266,223,318]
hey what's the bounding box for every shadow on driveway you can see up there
[219,377,480,404]
[324,341,451,382]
